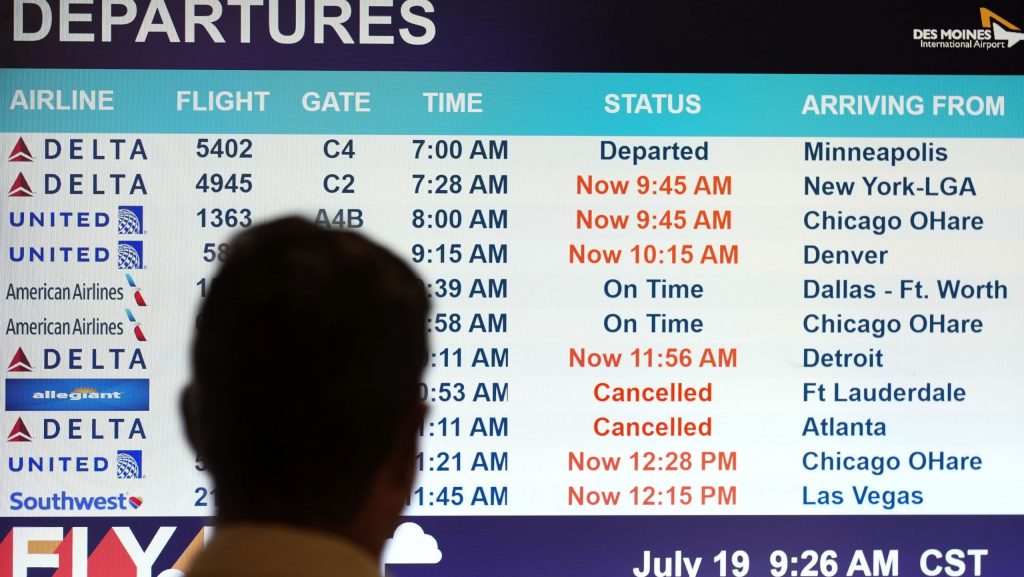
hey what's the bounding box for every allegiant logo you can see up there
[4,379,149,411]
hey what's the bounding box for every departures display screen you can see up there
[2,2,1022,576]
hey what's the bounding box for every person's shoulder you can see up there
[186,524,381,577]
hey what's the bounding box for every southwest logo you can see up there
[7,347,33,372]
[117,206,144,234]
[8,138,34,162]
[4,379,150,412]
[116,450,143,479]
[117,241,143,269]
[9,491,142,511]
[7,418,33,442]
[125,309,147,341]
[126,274,147,306]
[8,173,33,197]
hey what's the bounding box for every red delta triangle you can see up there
[8,347,33,372]
[8,138,33,162]
[7,418,32,442]
[8,173,33,197]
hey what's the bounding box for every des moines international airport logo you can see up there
[914,7,1022,49]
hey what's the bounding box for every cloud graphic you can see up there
[382,522,442,566]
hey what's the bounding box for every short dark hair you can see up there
[190,217,427,525]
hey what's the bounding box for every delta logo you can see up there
[0,524,214,577]
[914,7,1023,48]
[8,347,146,372]
[7,348,32,372]
[7,418,32,442]
[9,492,142,512]
[8,173,33,197]
[6,417,147,442]
[8,138,33,162]
[4,379,149,412]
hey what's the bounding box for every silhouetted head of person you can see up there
[182,217,428,554]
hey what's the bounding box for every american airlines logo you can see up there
[125,309,147,341]
[126,274,148,306]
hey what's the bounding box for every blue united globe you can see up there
[116,452,141,478]
[118,209,143,234]
[118,244,142,269]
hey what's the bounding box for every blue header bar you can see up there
[2,70,1021,137]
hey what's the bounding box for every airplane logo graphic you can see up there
[981,7,1022,47]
